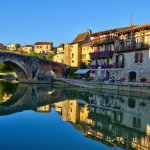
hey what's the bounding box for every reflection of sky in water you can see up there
[0,81,150,150]
[0,109,115,150]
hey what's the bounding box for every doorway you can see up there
[106,71,109,79]
[129,71,136,81]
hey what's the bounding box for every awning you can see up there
[75,69,90,74]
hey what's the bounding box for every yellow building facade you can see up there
[7,43,16,50]
[34,42,53,54]
[81,43,94,66]
[64,44,71,66]
[24,45,33,53]
[54,43,64,63]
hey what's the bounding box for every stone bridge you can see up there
[0,52,65,83]
[0,84,65,116]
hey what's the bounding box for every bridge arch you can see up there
[0,52,39,82]
[3,61,29,82]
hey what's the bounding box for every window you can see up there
[8,47,10,49]
[87,47,89,50]
[108,44,111,50]
[46,46,48,49]
[82,54,86,59]
[72,60,74,63]
[133,132,138,142]
[135,53,143,63]
[70,107,72,112]
[26,47,28,50]
[80,107,84,113]
[84,48,85,50]
[72,53,74,57]
[133,117,140,128]
[29,47,31,50]
[40,46,42,48]
[37,46,39,48]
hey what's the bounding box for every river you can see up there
[0,80,150,150]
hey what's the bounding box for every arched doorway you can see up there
[129,71,136,81]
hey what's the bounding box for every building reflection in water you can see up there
[34,105,51,113]
[54,92,150,150]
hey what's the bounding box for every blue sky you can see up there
[0,0,150,47]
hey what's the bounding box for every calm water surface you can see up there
[0,81,150,150]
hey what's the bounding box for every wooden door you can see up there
[129,71,136,81]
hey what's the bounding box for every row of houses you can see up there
[54,18,150,81]
[0,42,54,54]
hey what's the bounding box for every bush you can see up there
[80,62,87,69]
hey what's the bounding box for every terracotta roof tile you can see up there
[57,43,64,48]
[71,32,89,44]
[115,23,150,33]
[34,42,53,45]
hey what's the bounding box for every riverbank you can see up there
[54,78,150,94]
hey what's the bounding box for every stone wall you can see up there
[38,58,64,78]
[0,52,39,82]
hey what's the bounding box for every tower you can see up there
[129,14,133,27]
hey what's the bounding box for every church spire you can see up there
[129,14,133,27]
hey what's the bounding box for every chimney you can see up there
[87,29,92,34]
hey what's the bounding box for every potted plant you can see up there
[140,78,147,86]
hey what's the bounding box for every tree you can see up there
[80,62,87,69]
[27,51,38,57]
[0,62,13,72]
[54,48,57,55]
[47,52,54,61]
[15,43,21,50]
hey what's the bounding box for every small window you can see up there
[108,44,111,50]
[87,47,89,50]
[46,46,48,49]
[40,46,42,48]
[26,47,28,50]
[137,53,140,63]
[84,48,85,50]
[82,54,86,59]
[72,60,74,63]
[72,53,74,58]
[37,46,39,48]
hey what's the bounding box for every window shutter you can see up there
[116,55,118,62]
[135,53,138,63]
[133,117,136,127]
[140,53,143,63]
[138,118,141,128]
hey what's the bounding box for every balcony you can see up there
[113,62,124,68]
[89,36,114,46]
[90,51,114,60]
[115,41,150,52]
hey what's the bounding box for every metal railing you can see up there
[113,62,124,68]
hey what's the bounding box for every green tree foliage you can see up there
[79,62,87,69]
[15,43,21,50]
[0,81,18,102]
[27,51,38,57]
[65,67,77,77]
[47,52,54,61]
[0,63,13,73]
[27,51,45,59]
[54,48,57,55]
